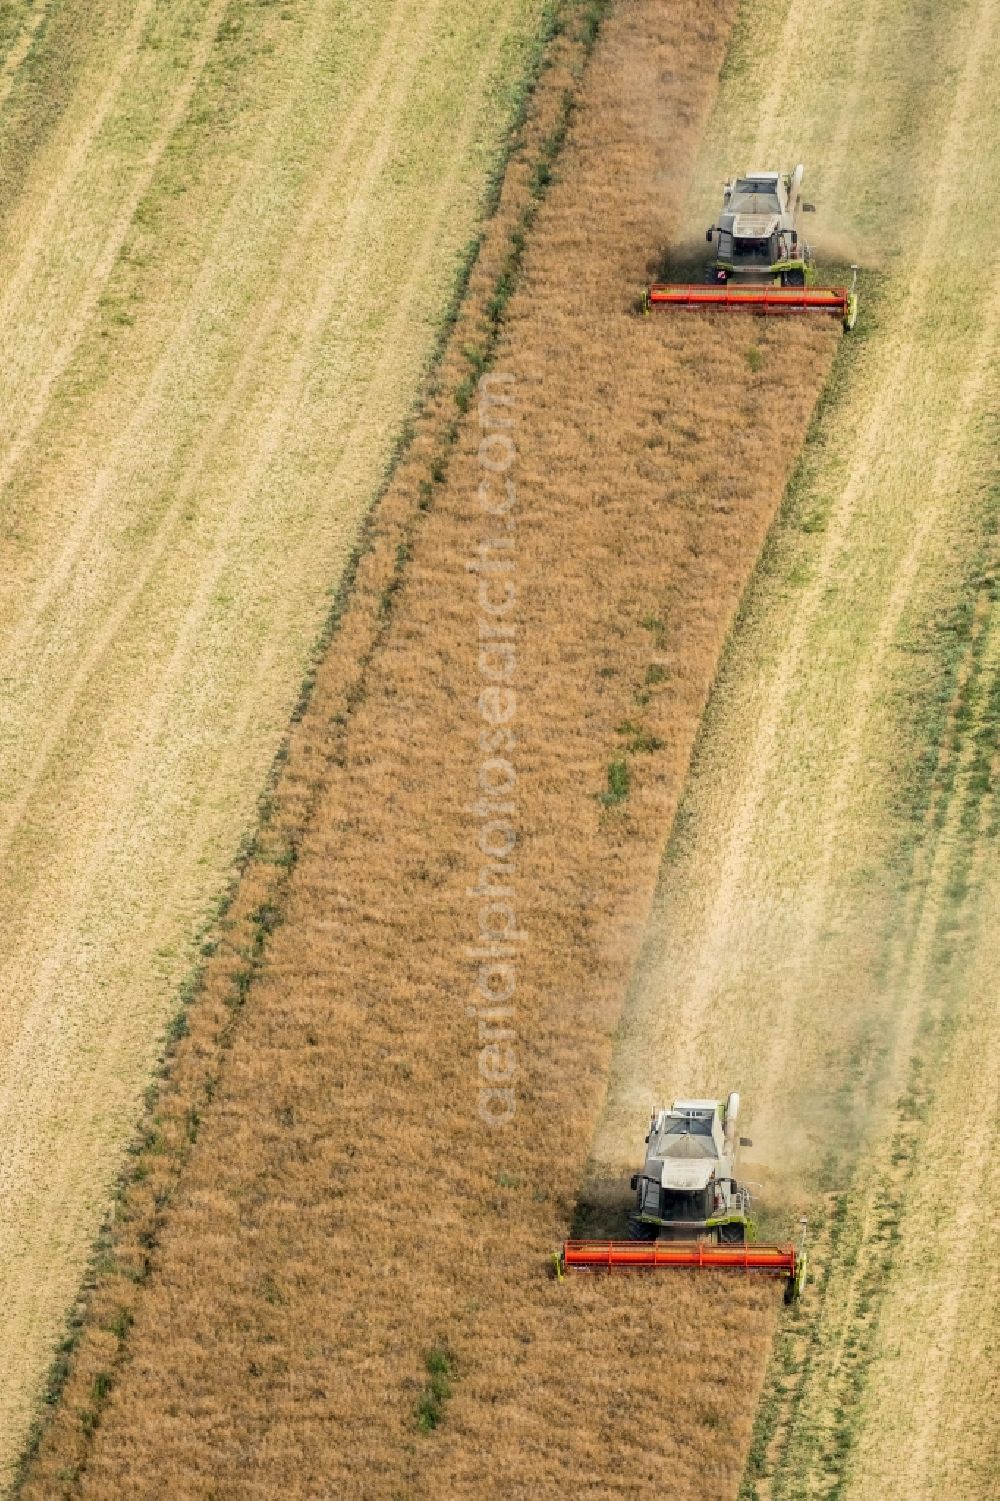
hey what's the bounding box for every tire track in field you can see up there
[0,0,228,501]
[745,574,1000,1498]
[883,830,1000,1497]
[0,0,424,867]
[765,605,1000,1499]
[751,0,862,166]
[811,0,880,206]
[749,0,885,197]
[836,561,1000,1499]
[748,0,806,145]
[753,285,999,1123]
[750,585,990,1476]
[666,0,994,1087]
[0,0,409,679]
[0,0,50,115]
[744,503,1000,1492]
[0,0,153,290]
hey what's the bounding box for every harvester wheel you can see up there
[627,1216,657,1242]
[783,268,806,288]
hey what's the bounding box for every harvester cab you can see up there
[629,1093,752,1245]
[645,163,858,330]
[706,165,813,287]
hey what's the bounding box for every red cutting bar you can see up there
[647,284,847,315]
[562,1239,796,1278]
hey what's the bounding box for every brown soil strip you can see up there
[16,2,840,1496]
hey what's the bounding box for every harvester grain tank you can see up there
[646,165,858,330]
[630,1094,752,1244]
[560,1094,807,1301]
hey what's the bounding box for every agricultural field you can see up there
[5,0,998,1497]
[0,0,548,1483]
[14,0,842,1494]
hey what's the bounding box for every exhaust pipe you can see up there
[724,1090,740,1152]
[787,162,805,213]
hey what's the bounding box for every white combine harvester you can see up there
[629,1094,753,1244]
[645,164,858,330]
[560,1093,807,1302]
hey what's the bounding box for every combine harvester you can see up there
[561,1095,807,1302]
[645,165,858,331]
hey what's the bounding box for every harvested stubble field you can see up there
[591,0,1000,1496]
[15,0,846,1497]
[0,0,549,1482]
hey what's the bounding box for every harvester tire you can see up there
[718,1222,746,1246]
[783,268,806,288]
[627,1217,657,1242]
